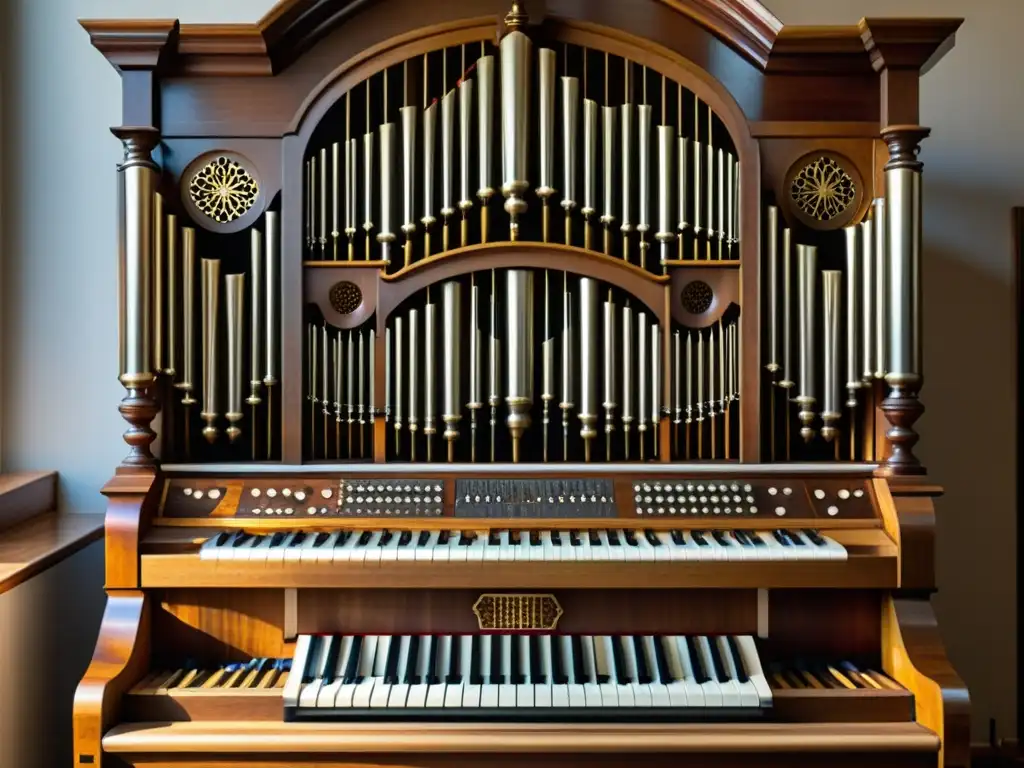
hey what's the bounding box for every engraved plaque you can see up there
[473,594,563,631]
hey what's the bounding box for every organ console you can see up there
[75,2,969,766]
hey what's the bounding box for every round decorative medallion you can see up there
[783,151,863,231]
[680,280,714,315]
[188,156,259,224]
[329,281,363,315]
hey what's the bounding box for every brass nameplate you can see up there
[473,594,563,631]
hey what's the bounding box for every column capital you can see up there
[111,126,160,170]
[881,125,931,171]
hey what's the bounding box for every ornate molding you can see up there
[79,19,179,72]
[859,18,963,74]
[881,125,931,172]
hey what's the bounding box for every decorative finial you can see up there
[505,1,528,31]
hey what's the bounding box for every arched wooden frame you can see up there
[284,14,763,462]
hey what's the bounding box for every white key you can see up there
[484,532,502,561]
[672,636,705,707]
[448,533,470,562]
[466,534,487,561]
[378,533,403,562]
[282,635,312,708]
[634,533,658,562]
[803,531,846,561]
[736,635,773,707]
[350,636,380,708]
[593,636,619,707]
[369,636,394,707]
[708,636,743,706]
[395,533,418,561]
[247,535,275,563]
[298,533,324,563]
[432,533,452,562]
[641,636,672,706]
[318,635,354,707]
[694,636,725,706]
[404,635,432,708]
[498,635,517,706]
[479,635,499,707]
[425,635,449,707]
[580,636,603,707]
[554,531,575,562]
[386,635,412,708]
[575,531,593,562]
[362,531,385,565]
[658,636,690,707]
[561,636,587,707]
[222,532,259,561]
[722,533,754,561]
[516,636,534,707]
[283,532,310,563]
[415,531,439,562]
[550,636,570,707]
[298,636,331,707]
[445,635,472,707]
[495,530,513,562]
[332,531,362,562]
[620,636,652,706]
[314,531,342,564]
[199,533,224,561]
[604,530,626,562]
[591,531,611,562]
[538,531,556,562]
[534,635,553,707]
[717,636,759,707]
[760,531,795,561]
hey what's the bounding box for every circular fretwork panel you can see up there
[680,280,714,315]
[188,156,260,224]
[329,281,363,315]
[784,151,862,231]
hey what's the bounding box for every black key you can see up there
[706,637,730,683]
[269,531,286,547]
[711,530,731,547]
[726,636,749,683]
[530,530,542,547]
[551,637,568,684]
[644,530,661,546]
[731,530,750,547]
[425,635,441,685]
[314,532,331,547]
[300,636,322,683]
[653,636,674,683]
[232,532,254,547]
[469,635,483,685]
[747,531,767,547]
[489,636,503,684]
[607,530,621,545]
[570,635,586,684]
[488,530,501,546]
[342,635,362,684]
[692,530,709,546]
[336,530,351,545]
[589,530,602,546]
[529,635,543,682]
[772,529,791,546]
[670,530,685,545]
[290,532,307,546]
[632,635,652,684]
[213,531,231,546]
[417,531,431,546]
[611,635,630,684]
[398,530,413,546]
[786,529,807,546]
[568,530,582,546]
[320,635,341,685]
[383,635,402,684]
[403,635,420,684]
[357,531,373,546]
[803,528,826,546]
[551,530,562,546]
[446,636,462,684]
[510,635,523,684]
[378,530,394,546]
[624,529,639,547]
[437,530,450,545]
[685,636,709,683]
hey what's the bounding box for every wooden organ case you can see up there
[75,1,970,766]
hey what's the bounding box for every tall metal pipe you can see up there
[505,270,534,462]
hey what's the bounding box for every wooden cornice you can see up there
[654,0,782,69]
[859,17,963,75]
[79,18,179,73]
[766,26,873,75]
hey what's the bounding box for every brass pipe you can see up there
[441,87,456,250]
[505,270,534,463]
[696,331,703,458]
[708,322,715,458]
[541,272,554,462]
[561,75,579,246]
[861,217,875,382]
[620,101,634,261]
[582,98,597,251]
[488,271,500,461]
[378,120,396,264]
[176,227,197,420]
[385,327,391,423]
[408,309,419,461]
[637,103,652,269]
[357,330,366,456]
[845,226,863,415]
[499,13,532,240]
[200,259,220,443]
[322,327,330,456]
[225,273,245,443]
[559,283,574,460]
[421,100,437,257]
[603,297,617,461]
[476,54,495,243]
[246,231,263,457]
[334,333,342,458]
[637,311,648,460]
[319,147,328,257]
[685,331,693,459]
[468,279,483,461]
[579,277,598,462]
[537,48,556,243]
[153,191,165,374]
[778,226,793,458]
[401,106,418,266]
[362,127,375,259]
[443,280,463,461]
[346,328,355,457]
[458,76,474,246]
[796,244,818,442]
[601,106,616,255]
[368,329,376,451]
[621,305,633,459]
[874,197,888,379]
[822,270,842,442]
[655,125,674,267]
[394,317,403,454]
[165,213,178,378]
[672,329,681,456]
[650,321,661,458]
[331,142,340,259]
[424,301,437,461]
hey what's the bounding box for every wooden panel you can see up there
[102,471,159,589]
[766,590,881,660]
[0,513,103,595]
[882,597,971,768]
[101,720,941,756]
[140,549,897,590]
[297,588,757,636]
[156,589,286,661]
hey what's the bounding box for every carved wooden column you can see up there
[113,127,161,467]
[880,126,929,475]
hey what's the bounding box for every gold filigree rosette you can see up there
[189,156,259,224]
[789,155,856,223]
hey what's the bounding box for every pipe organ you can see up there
[77,3,968,768]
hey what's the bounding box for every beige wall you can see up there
[0,0,1016,743]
